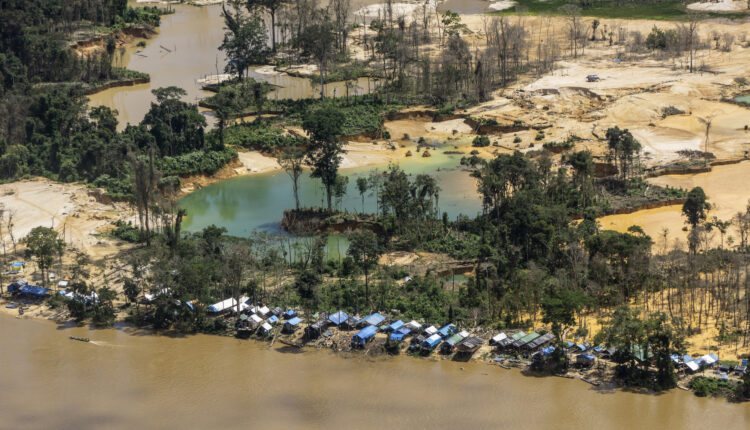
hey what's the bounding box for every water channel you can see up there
[2,313,748,429]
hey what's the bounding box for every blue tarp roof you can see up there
[12,262,24,267]
[386,320,404,332]
[421,334,442,349]
[268,315,279,324]
[185,302,194,311]
[438,324,456,337]
[284,309,297,318]
[575,344,588,352]
[684,355,694,364]
[362,313,385,326]
[390,332,407,342]
[352,325,378,345]
[564,340,575,348]
[328,310,349,325]
[541,346,555,355]
[14,285,49,296]
[285,317,302,326]
[396,326,411,335]
[577,354,595,360]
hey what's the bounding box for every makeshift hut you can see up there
[490,332,507,346]
[440,332,466,354]
[424,325,438,336]
[305,319,330,340]
[404,320,422,331]
[421,334,442,351]
[359,313,386,327]
[328,310,349,326]
[258,322,273,336]
[411,334,426,346]
[341,316,361,331]
[352,325,378,347]
[523,333,555,352]
[283,317,303,333]
[385,320,405,333]
[266,315,280,325]
[283,309,297,319]
[576,354,596,367]
[456,336,484,356]
[437,324,457,338]
[511,332,540,349]
[389,327,412,342]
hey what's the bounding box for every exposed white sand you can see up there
[488,0,517,11]
[687,0,747,11]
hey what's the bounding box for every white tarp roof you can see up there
[405,320,421,330]
[250,314,263,323]
[492,333,508,343]
[700,354,717,365]
[260,322,272,331]
[209,296,249,313]
[686,361,700,371]
[458,330,469,338]
[257,305,270,315]
[425,326,438,335]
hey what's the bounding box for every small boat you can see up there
[69,336,90,343]
[279,339,303,348]
[5,304,17,309]
[581,377,600,386]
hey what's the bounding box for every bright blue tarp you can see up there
[362,313,385,326]
[352,325,378,345]
[438,324,456,337]
[328,310,349,325]
[385,320,404,332]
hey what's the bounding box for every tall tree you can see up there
[347,229,383,304]
[221,1,269,81]
[303,105,345,211]
[682,186,710,254]
[247,0,283,52]
[23,226,64,288]
[277,145,306,210]
[297,12,337,99]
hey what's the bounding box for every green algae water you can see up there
[179,150,482,237]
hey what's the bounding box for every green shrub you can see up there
[513,136,522,143]
[156,148,237,176]
[472,136,490,147]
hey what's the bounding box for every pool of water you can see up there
[180,149,482,237]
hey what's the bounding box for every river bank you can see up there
[1,312,748,429]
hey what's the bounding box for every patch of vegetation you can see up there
[156,147,237,177]
[689,376,739,398]
[217,122,306,149]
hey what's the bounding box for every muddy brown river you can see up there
[1,314,747,429]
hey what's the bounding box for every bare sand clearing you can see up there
[0,180,132,259]
[688,0,747,11]
[600,161,750,247]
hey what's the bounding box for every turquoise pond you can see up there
[179,149,483,238]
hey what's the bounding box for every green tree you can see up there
[541,288,589,341]
[220,1,269,81]
[347,229,384,304]
[645,312,684,390]
[356,176,369,212]
[605,127,641,180]
[277,146,306,211]
[682,186,710,254]
[246,0,283,52]
[23,227,64,288]
[303,105,345,211]
[297,13,337,100]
